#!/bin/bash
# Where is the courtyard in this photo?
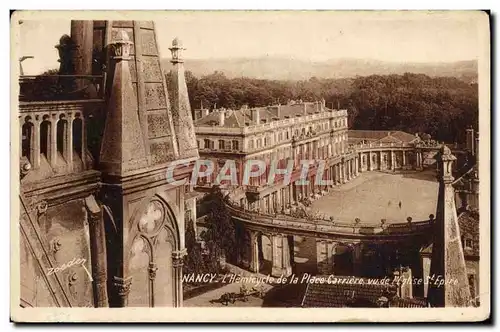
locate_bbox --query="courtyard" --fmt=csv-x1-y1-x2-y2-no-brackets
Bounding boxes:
311,170,439,224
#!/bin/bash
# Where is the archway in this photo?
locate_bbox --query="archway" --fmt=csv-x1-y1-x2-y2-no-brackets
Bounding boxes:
332,243,354,276
126,197,180,307
21,119,34,163
40,118,51,160
258,233,272,275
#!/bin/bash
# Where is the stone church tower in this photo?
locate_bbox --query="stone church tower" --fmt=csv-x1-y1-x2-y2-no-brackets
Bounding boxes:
19,20,198,308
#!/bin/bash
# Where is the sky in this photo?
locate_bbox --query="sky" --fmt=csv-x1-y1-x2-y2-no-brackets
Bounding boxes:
16,11,484,75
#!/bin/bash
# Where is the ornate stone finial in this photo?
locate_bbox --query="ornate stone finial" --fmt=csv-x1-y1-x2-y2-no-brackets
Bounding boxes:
111,30,133,61
169,37,185,64
441,145,453,157
437,144,456,182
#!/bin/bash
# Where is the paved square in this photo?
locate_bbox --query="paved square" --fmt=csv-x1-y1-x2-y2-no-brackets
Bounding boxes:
311,170,439,224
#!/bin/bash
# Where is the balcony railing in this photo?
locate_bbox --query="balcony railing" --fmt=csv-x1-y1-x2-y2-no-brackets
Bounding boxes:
19,75,106,102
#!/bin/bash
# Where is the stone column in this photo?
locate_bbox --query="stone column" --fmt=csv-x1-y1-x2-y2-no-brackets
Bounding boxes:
112,276,132,307
351,242,363,276
81,115,87,169
65,113,74,169
85,196,109,307
147,262,158,307
416,150,423,170
50,118,58,166
369,152,374,171
316,240,337,274
391,150,396,170
172,250,185,307
402,151,406,168
33,119,40,168
341,160,346,183
355,156,359,175
271,234,292,277
249,231,260,273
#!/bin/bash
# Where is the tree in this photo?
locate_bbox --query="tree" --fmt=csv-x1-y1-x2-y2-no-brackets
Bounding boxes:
201,187,237,270
184,218,205,275
186,71,478,144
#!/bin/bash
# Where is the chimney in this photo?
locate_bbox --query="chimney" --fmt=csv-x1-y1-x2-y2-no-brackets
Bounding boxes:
277,104,281,118
315,101,319,113
251,109,260,124
219,110,225,126
303,103,307,115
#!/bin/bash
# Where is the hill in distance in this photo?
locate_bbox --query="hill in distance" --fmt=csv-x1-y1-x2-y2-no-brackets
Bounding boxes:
162,57,477,82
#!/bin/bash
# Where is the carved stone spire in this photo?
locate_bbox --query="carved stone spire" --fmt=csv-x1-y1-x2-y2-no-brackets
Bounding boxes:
428,145,471,307
168,38,199,159
99,30,148,176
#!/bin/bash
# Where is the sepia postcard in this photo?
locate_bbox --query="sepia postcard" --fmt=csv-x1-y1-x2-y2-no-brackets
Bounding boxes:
10,10,490,323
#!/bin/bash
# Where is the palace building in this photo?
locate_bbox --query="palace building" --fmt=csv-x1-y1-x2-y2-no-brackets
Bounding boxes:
193,101,480,307
19,21,198,308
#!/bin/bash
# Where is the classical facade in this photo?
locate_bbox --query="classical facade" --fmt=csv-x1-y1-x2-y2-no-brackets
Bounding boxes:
19,21,198,307
194,101,352,208
195,102,479,306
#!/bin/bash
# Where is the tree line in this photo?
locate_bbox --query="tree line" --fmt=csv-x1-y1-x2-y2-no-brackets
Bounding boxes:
175,71,478,144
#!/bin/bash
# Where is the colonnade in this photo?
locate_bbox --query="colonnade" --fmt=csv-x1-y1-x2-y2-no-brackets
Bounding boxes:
358,149,423,172
20,110,87,172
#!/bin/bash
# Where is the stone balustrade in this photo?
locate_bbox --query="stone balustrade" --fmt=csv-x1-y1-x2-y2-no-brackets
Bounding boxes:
226,200,432,239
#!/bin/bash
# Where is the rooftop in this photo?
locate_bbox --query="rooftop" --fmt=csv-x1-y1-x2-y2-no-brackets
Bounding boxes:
300,276,427,308
194,101,345,129
348,130,419,145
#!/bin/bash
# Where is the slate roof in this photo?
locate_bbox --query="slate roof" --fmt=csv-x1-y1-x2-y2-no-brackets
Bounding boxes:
301,276,397,308
348,130,419,144
300,276,428,308
194,102,329,128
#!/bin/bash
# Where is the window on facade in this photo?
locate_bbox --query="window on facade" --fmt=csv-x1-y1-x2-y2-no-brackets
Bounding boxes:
462,236,473,250
232,140,239,151
286,131,289,139
204,139,211,149
278,132,283,141
219,140,225,150
265,137,270,146
248,140,254,149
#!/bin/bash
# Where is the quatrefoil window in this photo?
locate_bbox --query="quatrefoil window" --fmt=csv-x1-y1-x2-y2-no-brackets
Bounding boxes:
138,201,164,234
